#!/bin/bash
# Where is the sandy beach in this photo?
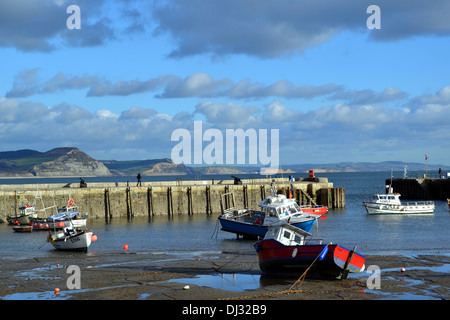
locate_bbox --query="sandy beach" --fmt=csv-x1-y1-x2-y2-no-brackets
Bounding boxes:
1,249,448,301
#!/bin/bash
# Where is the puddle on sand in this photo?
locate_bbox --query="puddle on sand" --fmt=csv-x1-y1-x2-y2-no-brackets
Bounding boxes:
168,273,261,292
0,284,138,300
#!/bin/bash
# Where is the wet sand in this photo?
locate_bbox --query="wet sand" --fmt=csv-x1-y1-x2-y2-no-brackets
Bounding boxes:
0,249,448,301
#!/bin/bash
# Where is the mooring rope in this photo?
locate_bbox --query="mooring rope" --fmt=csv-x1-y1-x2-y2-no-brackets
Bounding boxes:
220,243,330,300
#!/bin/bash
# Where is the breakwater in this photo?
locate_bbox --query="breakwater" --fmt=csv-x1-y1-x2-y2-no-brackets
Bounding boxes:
388,177,450,200
0,177,344,222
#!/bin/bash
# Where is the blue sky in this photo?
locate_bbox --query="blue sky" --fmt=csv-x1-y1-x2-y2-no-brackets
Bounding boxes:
1,0,450,167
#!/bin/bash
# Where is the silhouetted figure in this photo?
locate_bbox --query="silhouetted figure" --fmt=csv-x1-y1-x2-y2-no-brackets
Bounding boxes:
80,178,87,188
137,173,142,186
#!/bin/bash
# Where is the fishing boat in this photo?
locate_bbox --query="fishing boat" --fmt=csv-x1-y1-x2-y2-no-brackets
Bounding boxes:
47,215,94,251
363,192,435,215
46,200,88,230
47,226,94,252
31,219,50,231
12,224,33,233
7,205,37,225
218,193,318,239
254,224,366,279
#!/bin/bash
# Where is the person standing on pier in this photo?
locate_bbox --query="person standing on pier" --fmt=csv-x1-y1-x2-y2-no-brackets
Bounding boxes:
137,173,142,186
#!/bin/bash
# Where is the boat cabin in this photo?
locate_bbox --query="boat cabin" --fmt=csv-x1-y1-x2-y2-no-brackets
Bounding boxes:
19,205,35,215
371,193,401,205
259,195,304,219
264,224,312,246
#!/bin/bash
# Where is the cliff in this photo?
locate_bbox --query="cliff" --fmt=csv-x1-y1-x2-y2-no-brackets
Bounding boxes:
142,161,195,176
31,148,112,177
0,147,112,177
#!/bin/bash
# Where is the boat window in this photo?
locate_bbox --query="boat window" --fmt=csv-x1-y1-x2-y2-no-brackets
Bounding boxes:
283,230,291,239
388,196,395,200
265,228,277,239
294,235,303,244
278,207,288,217
288,205,297,213
267,208,277,217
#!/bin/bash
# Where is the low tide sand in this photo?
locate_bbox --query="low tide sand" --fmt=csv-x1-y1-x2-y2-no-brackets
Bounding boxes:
1,249,448,301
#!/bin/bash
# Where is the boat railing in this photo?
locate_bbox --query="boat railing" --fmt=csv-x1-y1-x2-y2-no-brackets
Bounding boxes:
305,238,324,245
403,201,435,206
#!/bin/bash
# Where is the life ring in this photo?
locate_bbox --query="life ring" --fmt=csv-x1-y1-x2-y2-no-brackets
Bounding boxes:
67,199,75,207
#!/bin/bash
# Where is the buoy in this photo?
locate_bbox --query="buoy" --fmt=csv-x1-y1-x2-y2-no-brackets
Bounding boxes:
183,285,190,290
123,244,128,250
197,258,200,261
91,235,97,242
58,222,65,228
401,267,406,272
56,264,60,268
54,288,60,294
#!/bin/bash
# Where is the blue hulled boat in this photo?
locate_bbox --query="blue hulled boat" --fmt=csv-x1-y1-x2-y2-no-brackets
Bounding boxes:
218,193,318,239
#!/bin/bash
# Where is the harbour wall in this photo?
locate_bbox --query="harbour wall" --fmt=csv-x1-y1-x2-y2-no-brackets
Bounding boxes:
0,177,345,222
388,178,450,200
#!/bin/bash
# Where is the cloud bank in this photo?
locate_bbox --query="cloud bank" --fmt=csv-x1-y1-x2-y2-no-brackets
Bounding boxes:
1,84,449,162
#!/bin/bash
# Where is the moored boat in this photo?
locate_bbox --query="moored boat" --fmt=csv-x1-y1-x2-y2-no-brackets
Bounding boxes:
218,193,318,239
48,227,94,252
254,224,366,279
31,219,50,231
363,192,434,215
299,205,328,216
7,205,37,225
12,224,34,233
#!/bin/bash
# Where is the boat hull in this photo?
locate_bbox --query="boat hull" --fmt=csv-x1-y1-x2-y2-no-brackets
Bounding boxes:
255,240,366,278
300,205,328,216
363,201,435,215
49,230,93,252
218,217,317,238
12,225,33,233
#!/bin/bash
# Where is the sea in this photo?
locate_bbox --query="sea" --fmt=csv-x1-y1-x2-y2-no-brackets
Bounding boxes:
1,171,449,260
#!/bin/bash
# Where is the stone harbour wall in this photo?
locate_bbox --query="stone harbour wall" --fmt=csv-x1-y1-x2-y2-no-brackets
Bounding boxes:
0,177,344,222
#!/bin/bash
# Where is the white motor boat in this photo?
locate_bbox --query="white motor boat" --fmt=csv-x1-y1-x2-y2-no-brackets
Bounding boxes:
363,192,434,215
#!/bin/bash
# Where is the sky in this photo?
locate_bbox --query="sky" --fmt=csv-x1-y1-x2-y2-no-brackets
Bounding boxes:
1,0,450,168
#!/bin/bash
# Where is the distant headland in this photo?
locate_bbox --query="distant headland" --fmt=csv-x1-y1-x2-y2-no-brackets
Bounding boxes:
0,147,447,177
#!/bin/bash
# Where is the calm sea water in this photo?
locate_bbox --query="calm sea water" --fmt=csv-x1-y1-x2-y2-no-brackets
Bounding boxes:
0,171,449,261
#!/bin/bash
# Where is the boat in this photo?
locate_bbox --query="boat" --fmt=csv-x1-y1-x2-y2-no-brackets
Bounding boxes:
299,205,328,216
12,224,34,233
47,216,94,251
447,198,450,210
7,205,37,225
31,219,50,231
363,192,435,215
218,193,318,239
46,199,88,229
47,227,94,252
46,211,88,229
254,224,366,279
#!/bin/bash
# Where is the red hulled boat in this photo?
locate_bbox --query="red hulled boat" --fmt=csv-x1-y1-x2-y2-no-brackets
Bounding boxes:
254,224,366,279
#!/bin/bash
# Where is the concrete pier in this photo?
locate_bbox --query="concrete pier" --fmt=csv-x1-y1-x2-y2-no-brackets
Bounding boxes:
388,177,450,200
0,177,344,222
